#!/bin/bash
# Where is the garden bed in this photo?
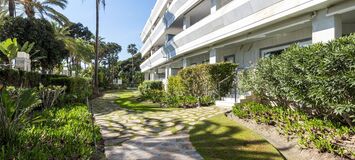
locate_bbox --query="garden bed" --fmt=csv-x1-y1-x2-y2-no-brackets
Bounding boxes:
1,104,103,159
227,112,342,160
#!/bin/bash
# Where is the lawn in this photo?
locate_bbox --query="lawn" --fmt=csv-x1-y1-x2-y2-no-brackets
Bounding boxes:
115,90,179,112
189,114,284,160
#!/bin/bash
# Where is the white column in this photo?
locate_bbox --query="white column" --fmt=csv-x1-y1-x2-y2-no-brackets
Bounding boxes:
209,48,217,64
210,0,221,14
182,58,188,68
183,15,191,30
164,65,171,89
312,9,342,43
165,65,171,79
144,72,150,80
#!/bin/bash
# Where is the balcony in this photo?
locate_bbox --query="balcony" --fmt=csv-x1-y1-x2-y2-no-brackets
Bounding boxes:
140,47,168,72
141,0,202,57
141,0,171,42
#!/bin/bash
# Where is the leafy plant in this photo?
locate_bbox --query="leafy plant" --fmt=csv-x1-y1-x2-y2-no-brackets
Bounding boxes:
238,34,355,126
0,87,41,145
0,38,19,62
233,102,355,158
138,80,164,102
1,104,101,159
37,84,66,108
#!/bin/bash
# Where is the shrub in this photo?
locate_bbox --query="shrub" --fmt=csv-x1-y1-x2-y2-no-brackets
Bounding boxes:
1,104,101,159
238,34,355,126
0,87,41,146
138,81,164,103
178,63,237,106
37,84,66,108
233,102,355,159
49,77,92,103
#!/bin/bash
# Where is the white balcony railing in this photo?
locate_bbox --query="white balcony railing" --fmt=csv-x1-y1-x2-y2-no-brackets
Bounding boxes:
141,0,202,56
140,47,168,72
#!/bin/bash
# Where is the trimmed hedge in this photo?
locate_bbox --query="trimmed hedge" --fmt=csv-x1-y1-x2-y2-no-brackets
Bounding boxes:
139,63,237,108
177,62,237,106
0,68,92,102
233,102,355,159
239,34,355,126
49,77,92,102
138,81,164,103
0,68,66,87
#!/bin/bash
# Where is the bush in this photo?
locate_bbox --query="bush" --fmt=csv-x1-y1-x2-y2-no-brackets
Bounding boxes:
1,104,101,159
49,77,92,103
178,62,237,106
138,81,164,103
238,34,355,126
233,102,355,159
0,87,41,146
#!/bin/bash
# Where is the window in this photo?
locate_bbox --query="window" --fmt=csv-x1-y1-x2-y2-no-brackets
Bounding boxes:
260,39,311,58
224,55,235,63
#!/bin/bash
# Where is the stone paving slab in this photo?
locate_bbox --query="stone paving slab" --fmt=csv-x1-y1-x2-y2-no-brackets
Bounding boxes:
91,92,222,160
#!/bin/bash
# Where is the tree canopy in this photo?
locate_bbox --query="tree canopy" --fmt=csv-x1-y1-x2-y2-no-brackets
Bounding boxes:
0,17,68,71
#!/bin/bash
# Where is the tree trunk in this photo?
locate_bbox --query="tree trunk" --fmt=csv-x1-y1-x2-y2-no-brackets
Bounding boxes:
131,55,134,87
8,0,15,17
94,0,100,95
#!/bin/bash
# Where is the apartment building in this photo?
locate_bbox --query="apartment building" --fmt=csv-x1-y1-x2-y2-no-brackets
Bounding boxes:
140,0,355,106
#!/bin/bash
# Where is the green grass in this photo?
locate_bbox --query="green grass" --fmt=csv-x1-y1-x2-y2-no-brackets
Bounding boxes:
189,114,284,160
115,90,179,112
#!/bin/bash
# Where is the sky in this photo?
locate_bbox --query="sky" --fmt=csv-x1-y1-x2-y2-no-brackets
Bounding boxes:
61,0,156,60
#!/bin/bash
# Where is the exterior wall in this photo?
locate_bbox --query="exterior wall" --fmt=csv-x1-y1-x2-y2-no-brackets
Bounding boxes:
142,0,355,81
217,27,311,68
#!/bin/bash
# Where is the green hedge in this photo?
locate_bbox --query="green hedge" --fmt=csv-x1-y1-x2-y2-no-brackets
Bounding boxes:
177,62,237,106
139,63,237,108
138,81,164,103
239,34,355,125
49,77,92,102
0,69,92,102
1,104,101,159
233,102,354,159
0,68,66,87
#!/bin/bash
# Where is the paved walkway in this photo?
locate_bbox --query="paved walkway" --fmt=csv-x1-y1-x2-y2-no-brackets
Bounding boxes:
91,91,222,160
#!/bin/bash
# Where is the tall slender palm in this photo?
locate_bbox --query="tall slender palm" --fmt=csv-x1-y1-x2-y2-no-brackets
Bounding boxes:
8,0,15,17
94,0,105,95
18,0,69,24
0,0,15,16
127,44,138,87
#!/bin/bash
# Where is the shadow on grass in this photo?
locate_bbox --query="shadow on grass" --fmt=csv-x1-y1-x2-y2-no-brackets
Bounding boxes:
114,90,178,113
189,114,285,160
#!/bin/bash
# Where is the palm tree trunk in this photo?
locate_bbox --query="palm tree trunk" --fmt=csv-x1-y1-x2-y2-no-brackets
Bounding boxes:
8,0,15,17
94,0,100,95
131,55,134,87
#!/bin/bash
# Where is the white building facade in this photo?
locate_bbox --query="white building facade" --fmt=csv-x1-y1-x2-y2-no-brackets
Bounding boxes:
140,0,355,105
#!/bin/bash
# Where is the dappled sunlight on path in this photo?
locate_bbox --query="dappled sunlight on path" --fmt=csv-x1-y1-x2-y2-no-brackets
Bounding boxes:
91,90,222,160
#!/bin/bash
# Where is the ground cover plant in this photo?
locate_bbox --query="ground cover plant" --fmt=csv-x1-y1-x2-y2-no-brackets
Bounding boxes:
0,82,101,159
189,114,284,160
1,104,101,159
233,102,355,159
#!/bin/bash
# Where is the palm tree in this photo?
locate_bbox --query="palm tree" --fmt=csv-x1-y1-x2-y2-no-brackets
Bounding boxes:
127,44,138,87
94,0,105,95
52,23,94,76
17,0,69,24
0,0,15,17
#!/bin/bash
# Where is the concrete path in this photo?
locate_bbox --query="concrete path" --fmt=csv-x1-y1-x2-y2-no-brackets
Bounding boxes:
91,91,222,160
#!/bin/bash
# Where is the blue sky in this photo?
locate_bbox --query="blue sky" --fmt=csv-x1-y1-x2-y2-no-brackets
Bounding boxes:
61,0,156,60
